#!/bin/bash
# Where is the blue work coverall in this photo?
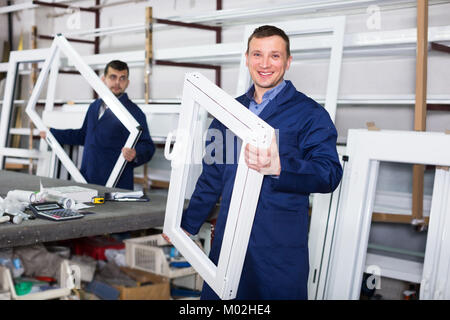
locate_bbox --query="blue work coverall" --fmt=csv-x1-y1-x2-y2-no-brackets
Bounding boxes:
51,93,155,190
181,81,342,299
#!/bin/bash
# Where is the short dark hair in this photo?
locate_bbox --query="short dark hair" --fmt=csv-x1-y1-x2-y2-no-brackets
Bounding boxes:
246,25,290,57
104,60,129,77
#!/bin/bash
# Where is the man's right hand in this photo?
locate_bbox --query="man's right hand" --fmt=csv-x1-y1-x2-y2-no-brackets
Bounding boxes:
39,131,47,139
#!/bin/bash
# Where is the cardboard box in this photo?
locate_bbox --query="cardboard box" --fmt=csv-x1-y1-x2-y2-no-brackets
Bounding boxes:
115,282,170,300
114,267,170,300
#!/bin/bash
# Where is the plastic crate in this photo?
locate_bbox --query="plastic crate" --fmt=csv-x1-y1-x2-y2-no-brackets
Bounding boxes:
124,234,197,279
0,260,75,300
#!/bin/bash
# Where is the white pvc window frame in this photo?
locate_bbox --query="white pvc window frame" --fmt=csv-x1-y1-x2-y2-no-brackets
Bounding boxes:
420,167,450,300
163,72,274,300
324,129,450,299
0,48,54,176
23,34,142,187
307,145,346,299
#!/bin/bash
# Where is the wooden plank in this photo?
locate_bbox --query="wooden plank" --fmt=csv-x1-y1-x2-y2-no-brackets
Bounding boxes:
150,179,170,189
4,163,29,170
412,0,428,223
372,212,429,225
141,7,153,192
414,0,428,131
144,6,152,104
28,25,38,175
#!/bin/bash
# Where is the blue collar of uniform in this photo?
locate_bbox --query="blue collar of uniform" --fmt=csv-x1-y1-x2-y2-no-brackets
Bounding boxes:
98,92,129,106
245,80,287,105
117,92,128,103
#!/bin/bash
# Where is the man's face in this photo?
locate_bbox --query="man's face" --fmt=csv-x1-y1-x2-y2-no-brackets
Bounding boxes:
245,35,292,93
102,67,129,96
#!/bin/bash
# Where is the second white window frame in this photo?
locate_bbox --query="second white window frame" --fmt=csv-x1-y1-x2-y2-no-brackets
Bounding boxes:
324,129,450,299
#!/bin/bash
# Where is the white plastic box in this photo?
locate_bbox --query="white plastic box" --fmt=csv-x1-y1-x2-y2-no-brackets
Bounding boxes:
124,234,197,279
0,260,75,300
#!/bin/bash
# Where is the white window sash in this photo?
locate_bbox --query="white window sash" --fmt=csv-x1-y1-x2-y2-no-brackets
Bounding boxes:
0,49,51,174
421,167,450,300
163,72,274,300
324,129,450,299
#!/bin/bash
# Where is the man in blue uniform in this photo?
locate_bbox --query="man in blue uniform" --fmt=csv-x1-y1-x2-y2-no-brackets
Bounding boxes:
174,26,342,299
40,60,155,190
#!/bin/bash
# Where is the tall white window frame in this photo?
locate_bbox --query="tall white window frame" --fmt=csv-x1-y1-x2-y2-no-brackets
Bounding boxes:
0,48,55,176
163,72,274,300
22,34,142,187
308,144,346,299
324,129,450,299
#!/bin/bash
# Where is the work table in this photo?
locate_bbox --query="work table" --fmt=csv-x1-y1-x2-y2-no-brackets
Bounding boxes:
0,170,168,249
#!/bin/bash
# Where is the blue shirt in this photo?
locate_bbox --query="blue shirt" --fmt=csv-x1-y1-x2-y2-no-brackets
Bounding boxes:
246,80,287,116
246,81,286,179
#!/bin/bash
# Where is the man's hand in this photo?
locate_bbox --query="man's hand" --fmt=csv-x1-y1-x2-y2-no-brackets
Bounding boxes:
244,134,281,176
39,131,46,139
122,147,136,162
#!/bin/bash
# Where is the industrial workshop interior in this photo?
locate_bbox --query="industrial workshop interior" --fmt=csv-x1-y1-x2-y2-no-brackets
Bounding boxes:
0,0,450,304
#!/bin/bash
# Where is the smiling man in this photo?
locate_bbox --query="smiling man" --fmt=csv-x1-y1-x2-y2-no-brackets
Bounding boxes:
245,29,292,104
40,60,155,190
180,25,343,300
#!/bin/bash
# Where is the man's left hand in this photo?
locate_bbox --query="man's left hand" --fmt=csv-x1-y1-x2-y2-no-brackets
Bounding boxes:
122,147,137,162
244,134,281,176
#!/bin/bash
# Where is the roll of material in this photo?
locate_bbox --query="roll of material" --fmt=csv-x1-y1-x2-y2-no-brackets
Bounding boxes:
6,190,37,203
44,193,74,209
0,216,10,224
10,214,23,224
0,214,22,224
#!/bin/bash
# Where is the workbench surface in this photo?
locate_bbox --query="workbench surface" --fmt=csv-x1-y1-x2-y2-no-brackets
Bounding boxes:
0,170,167,249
